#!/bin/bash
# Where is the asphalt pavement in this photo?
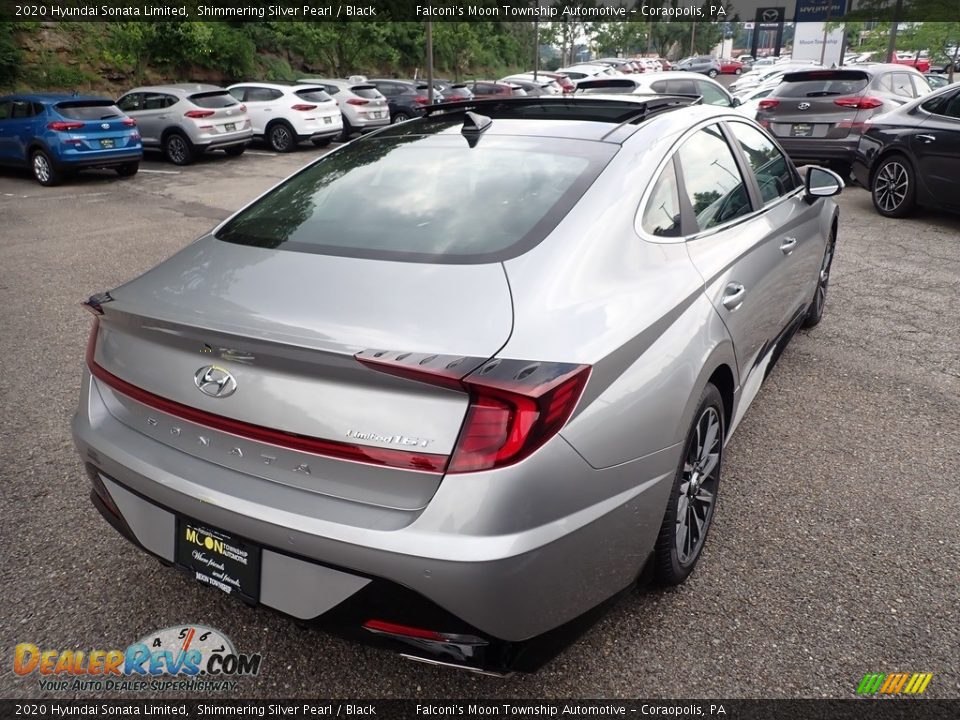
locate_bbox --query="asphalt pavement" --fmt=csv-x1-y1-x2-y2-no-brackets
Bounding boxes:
1,137,958,700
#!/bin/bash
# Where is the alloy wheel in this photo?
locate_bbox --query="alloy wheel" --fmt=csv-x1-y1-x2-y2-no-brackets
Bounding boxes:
270,125,293,152
32,153,51,184
875,161,908,213
813,235,835,318
167,136,188,164
676,407,721,565
392,113,409,124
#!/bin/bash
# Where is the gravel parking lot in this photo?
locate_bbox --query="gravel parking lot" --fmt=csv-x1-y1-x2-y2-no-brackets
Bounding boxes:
1,139,958,700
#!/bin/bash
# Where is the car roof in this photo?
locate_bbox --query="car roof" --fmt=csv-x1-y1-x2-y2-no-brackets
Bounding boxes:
390,95,729,145
0,93,111,104
229,82,325,92
124,84,227,95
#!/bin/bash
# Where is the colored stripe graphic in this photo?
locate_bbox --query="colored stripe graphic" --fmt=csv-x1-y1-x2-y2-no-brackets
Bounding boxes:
858,672,932,695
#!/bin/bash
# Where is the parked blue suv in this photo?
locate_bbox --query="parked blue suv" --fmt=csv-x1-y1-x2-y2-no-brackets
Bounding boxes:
0,94,143,185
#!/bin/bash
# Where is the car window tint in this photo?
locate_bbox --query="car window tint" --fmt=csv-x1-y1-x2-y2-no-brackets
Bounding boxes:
11,100,39,119
351,86,381,99
891,73,916,97
910,74,931,95
697,82,731,106
640,160,682,237
56,102,123,120
229,87,248,102
875,74,894,92
245,87,279,102
143,93,172,110
216,135,614,263
728,122,799,204
779,77,869,97
189,91,239,109
677,125,752,232
295,89,333,103
117,93,143,112
668,79,698,95
936,91,960,119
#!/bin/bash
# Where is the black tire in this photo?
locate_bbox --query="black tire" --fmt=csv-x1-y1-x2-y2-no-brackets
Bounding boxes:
391,111,411,124
803,227,837,329
734,68,742,75
312,137,332,147
267,122,296,152
116,162,139,177
708,69,719,78
339,118,353,142
224,144,246,157
163,132,194,166
31,149,62,186
871,154,916,218
653,383,724,586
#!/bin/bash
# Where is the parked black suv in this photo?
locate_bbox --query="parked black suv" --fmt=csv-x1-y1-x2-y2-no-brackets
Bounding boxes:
367,80,433,123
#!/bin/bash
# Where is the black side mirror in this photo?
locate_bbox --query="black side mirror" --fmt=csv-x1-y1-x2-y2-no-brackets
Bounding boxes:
731,96,742,107
804,166,844,201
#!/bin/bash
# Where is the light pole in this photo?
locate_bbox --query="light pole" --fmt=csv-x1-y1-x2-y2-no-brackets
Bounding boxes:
426,21,434,104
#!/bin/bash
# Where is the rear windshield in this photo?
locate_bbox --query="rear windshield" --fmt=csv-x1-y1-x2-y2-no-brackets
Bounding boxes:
778,71,869,97
295,88,333,103
351,85,381,99
55,101,123,120
216,132,614,263
189,91,239,109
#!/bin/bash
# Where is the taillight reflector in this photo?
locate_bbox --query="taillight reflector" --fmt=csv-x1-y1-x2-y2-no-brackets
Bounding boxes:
48,121,84,131
184,110,215,119
413,95,430,105
758,99,780,110
346,98,369,106
122,118,136,127
834,96,883,110
291,104,317,111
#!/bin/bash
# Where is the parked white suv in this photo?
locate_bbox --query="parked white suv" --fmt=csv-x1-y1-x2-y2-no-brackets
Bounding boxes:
298,77,390,141
227,82,342,152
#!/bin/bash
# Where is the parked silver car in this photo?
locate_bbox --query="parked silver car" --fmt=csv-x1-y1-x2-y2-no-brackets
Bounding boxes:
117,84,253,165
73,96,842,674
298,77,390,141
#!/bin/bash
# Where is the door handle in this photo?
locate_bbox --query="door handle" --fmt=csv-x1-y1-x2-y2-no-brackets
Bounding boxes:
721,283,746,311
779,237,798,254
916,134,936,143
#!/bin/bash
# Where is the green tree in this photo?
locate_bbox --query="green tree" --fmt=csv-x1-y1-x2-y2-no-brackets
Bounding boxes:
0,22,21,88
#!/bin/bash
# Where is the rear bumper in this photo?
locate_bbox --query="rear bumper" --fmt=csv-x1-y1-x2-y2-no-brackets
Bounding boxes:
57,149,143,169
774,136,859,165
194,129,254,151
71,369,675,669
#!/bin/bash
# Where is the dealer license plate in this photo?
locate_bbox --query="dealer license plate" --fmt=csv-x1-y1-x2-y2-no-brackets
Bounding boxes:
791,123,813,137
224,123,236,132
100,139,115,149
175,518,261,603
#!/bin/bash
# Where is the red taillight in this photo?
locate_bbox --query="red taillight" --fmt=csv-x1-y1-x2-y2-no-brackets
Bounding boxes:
346,98,369,106
47,121,84,131
758,99,780,110
184,110,215,119
413,95,430,105
356,351,591,474
362,621,447,642
122,118,136,127
291,104,317,111
834,96,883,110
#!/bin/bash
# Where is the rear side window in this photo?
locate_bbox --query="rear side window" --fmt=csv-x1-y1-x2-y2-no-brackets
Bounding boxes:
891,73,916,98
727,122,800,204
295,89,333,103
923,90,960,118
10,100,41,119
216,134,615,263
117,94,142,112
677,125,752,232
189,91,238,109
244,87,282,102
696,82,731,106
56,101,122,120
640,160,682,237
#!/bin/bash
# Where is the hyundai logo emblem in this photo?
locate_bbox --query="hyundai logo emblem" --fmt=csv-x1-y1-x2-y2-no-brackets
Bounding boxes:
798,102,811,110
101,123,110,130
194,365,237,398
761,8,780,22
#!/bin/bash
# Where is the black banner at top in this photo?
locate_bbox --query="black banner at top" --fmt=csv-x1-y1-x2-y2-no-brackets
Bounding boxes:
2,0,959,23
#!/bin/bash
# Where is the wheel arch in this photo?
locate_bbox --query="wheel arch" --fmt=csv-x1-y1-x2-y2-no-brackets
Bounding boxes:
706,363,735,439
868,146,914,188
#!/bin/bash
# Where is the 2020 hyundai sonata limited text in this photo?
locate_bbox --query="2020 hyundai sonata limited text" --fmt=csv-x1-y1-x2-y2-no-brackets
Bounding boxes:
73,96,842,674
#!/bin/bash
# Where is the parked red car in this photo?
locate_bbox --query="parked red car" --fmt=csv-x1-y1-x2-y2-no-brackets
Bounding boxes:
894,53,931,73
719,58,745,75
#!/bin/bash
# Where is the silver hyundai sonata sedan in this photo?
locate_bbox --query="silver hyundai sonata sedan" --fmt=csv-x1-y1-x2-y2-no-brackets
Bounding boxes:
73,96,842,674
